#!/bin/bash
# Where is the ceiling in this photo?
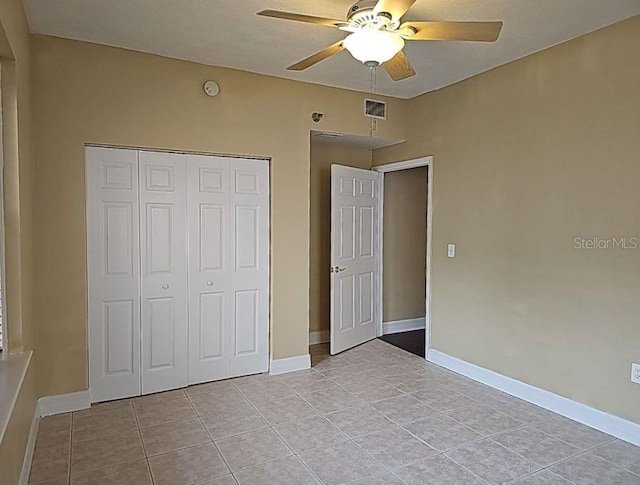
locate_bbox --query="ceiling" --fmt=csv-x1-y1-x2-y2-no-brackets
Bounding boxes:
23,0,640,99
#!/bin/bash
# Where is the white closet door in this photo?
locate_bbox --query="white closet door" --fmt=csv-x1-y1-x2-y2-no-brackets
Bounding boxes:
86,146,141,402
139,151,189,394
229,159,270,377
87,148,269,399
187,155,231,384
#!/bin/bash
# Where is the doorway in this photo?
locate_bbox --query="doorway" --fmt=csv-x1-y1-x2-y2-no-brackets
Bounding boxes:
375,157,433,358
326,155,433,358
308,130,404,354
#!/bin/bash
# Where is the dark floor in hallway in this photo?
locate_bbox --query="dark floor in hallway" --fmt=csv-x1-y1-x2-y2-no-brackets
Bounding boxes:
379,329,426,358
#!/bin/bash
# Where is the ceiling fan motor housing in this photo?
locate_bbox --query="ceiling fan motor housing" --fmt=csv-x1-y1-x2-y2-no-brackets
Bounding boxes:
348,0,398,30
347,0,378,18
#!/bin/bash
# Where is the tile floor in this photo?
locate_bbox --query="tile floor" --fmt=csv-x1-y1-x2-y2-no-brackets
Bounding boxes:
29,339,640,485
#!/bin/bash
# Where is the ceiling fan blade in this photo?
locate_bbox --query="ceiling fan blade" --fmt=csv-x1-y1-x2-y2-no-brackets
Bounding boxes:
373,0,418,20
287,41,345,71
383,50,416,81
401,21,503,42
257,10,345,28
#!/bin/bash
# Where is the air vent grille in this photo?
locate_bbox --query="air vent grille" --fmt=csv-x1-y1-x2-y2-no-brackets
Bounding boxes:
364,98,387,120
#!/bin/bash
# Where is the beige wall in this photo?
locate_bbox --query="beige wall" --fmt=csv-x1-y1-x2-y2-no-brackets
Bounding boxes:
383,167,427,322
309,142,372,334
31,35,406,397
374,16,640,423
0,0,38,481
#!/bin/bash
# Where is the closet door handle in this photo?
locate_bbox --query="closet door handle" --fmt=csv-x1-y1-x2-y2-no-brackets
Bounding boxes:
206,281,213,286
162,284,169,290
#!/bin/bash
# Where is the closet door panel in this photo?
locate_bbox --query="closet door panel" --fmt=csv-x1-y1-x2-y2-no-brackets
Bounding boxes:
229,159,270,377
234,289,258,355
139,151,189,394
198,292,224,359
147,296,176,368
187,155,231,384
86,146,141,402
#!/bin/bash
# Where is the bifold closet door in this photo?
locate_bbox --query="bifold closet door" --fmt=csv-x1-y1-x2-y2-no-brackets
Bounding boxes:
228,158,270,377
86,147,141,402
187,155,231,384
187,155,270,383
88,147,269,401
139,151,189,394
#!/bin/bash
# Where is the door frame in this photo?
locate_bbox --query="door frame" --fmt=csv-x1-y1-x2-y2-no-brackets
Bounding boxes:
373,156,434,358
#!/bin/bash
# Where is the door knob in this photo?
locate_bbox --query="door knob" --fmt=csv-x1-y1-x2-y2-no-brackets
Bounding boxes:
162,284,169,289
206,281,213,286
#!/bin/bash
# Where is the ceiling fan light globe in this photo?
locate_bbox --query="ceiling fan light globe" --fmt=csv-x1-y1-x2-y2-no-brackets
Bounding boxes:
343,30,405,66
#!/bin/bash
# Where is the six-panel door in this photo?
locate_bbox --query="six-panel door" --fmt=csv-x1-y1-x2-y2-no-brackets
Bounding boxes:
86,147,142,401
330,165,380,355
187,155,231,384
228,158,270,377
139,151,189,394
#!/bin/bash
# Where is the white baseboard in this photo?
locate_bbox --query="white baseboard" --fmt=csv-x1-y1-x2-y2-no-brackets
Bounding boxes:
270,354,311,376
39,391,91,417
18,404,40,485
383,317,426,335
427,349,640,447
309,331,330,345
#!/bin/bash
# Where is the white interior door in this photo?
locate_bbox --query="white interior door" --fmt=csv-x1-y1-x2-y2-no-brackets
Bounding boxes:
187,154,231,384
330,165,380,355
229,159,270,377
86,146,141,401
139,151,189,394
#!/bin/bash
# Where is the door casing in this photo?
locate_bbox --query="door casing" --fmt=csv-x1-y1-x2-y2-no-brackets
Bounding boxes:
374,156,434,358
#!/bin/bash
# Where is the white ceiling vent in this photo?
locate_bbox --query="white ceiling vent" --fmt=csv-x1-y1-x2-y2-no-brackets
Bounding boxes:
364,98,387,120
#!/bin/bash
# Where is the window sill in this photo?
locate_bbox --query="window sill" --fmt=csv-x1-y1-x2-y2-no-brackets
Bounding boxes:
0,350,32,443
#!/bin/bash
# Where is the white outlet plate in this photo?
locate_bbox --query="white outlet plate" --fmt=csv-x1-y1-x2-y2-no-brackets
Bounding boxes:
632,363,640,384
448,244,456,258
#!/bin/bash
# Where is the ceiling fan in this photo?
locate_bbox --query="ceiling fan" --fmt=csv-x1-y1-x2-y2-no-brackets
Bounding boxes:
258,0,503,81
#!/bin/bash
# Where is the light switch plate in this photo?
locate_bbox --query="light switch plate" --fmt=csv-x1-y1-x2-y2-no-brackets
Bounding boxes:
447,244,456,258
632,363,640,384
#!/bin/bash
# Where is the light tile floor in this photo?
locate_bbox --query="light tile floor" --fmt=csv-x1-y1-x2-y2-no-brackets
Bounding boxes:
29,340,640,485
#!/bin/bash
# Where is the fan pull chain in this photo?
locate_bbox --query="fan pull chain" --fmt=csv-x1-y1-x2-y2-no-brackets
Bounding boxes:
369,66,378,137
374,66,378,94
